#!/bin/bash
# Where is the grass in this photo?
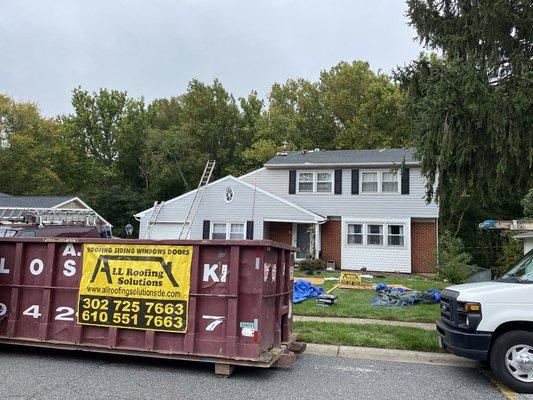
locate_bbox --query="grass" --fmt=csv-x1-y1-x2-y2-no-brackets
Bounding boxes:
294,321,442,353
293,272,447,323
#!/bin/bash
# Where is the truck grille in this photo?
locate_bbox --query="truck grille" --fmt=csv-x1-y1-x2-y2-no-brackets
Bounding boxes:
440,289,460,326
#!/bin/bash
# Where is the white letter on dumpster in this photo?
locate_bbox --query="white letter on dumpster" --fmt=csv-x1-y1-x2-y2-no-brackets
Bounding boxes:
203,264,219,282
0,258,9,274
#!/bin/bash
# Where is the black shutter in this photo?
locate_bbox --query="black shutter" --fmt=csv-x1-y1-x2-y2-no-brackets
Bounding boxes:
202,220,210,239
334,169,342,194
351,169,359,194
289,170,296,194
246,221,254,240
401,167,410,195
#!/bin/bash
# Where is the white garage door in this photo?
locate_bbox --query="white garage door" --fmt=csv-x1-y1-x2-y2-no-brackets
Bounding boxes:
150,223,186,239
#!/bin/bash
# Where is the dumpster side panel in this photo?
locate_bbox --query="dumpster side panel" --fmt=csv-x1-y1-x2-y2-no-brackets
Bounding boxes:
0,239,296,365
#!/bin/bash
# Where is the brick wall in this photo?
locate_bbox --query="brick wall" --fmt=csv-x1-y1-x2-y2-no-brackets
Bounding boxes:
265,222,293,246
411,220,438,273
321,220,341,268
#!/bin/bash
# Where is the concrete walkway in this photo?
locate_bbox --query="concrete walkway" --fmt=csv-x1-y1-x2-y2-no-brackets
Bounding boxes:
294,315,435,330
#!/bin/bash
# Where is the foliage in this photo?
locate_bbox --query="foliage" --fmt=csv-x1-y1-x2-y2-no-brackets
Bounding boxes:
437,231,476,284
0,95,74,195
298,258,326,274
258,61,411,153
522,188,533,218
397,0,533,237
495,232,525,277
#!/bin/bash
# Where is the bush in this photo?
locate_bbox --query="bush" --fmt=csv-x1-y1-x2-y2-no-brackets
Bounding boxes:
494,233,523,277
298,258,326,275
437,231,476,284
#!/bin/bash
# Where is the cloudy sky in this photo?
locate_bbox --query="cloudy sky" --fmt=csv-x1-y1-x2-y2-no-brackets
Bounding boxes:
0,0,423,117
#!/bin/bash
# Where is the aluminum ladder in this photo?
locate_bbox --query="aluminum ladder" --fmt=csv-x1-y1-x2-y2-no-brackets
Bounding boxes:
143,201,165,239
179,160,216,239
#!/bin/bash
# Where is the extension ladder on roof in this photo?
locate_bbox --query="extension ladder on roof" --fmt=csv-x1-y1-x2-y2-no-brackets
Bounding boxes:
179,160,216,239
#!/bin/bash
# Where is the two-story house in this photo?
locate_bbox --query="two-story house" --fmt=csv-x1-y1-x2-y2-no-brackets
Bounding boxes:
135,148,439,274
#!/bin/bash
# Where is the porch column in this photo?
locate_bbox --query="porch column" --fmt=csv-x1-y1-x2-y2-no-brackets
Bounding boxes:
314,223,321,259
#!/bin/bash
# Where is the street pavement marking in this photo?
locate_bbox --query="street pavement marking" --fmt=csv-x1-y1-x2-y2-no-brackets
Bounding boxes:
480,369,518,400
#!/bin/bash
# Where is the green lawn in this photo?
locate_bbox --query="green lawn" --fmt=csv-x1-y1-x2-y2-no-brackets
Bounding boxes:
294,321,442,352
293,273,446,323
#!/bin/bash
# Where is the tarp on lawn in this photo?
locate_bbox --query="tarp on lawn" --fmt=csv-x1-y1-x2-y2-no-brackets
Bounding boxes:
293,280,324,304
372,283,441,307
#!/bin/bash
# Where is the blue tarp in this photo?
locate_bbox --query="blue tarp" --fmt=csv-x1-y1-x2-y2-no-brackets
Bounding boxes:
293,280,324,304
372,283,441,307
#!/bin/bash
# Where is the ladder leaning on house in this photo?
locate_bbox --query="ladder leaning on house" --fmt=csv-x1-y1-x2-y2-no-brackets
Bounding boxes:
143,201,165,239
179,160,216,239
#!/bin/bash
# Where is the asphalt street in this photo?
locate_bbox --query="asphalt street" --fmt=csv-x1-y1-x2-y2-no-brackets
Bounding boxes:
0,345,506,400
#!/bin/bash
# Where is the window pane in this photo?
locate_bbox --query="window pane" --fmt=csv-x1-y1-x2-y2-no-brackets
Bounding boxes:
317,172,332,182
368,234,383,245
348,224,362,234
382,182,398,192
388,235,404,246
382,171,397,182
298,182,313,192
368,225,382,234
229,223,245,240
388,225,403,235
347,234,362,244
212,223,227,240
362,182,378,193
298,173,313,182
362,172,378,182
316,182,332,192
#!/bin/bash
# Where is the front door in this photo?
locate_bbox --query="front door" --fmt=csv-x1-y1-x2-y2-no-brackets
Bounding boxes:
296,224,311,259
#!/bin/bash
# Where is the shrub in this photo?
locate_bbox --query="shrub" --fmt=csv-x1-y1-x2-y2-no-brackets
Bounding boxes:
521,188,533,218
494,233,524,277
298,258,326,275
437,231,475,284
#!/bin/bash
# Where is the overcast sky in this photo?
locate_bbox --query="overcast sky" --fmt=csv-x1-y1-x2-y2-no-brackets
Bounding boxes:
0,0,422,117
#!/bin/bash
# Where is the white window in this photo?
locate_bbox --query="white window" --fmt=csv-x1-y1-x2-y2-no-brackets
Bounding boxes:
211,222,246,240
367,224,383,245
297,172,314,193
229,223,245,240
347,224,363,245
382,171,399,193
361,172,378,193
316,172,333,193
387,225,404,246
211,223,227,240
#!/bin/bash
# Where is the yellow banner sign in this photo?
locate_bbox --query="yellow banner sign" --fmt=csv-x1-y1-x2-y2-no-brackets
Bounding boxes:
78,243,193,333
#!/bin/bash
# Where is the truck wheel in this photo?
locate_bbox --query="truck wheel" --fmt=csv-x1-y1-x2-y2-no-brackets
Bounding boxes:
490,330,533,394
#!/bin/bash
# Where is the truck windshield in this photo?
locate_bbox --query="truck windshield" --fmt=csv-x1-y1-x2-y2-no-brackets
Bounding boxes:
500,251,533,283
0,229,17,237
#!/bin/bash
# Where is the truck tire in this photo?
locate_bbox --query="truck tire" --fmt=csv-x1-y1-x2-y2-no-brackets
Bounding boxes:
490,330,533,394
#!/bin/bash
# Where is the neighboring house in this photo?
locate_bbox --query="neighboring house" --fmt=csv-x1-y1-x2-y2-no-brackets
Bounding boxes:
0,194,111,228
515,233,533,254
136,148,439,274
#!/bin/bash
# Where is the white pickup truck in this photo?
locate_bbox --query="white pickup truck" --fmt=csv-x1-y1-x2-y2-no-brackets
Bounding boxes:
437,250,533,393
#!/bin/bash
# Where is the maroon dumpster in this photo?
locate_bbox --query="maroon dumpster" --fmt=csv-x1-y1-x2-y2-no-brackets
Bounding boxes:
0,238,305,376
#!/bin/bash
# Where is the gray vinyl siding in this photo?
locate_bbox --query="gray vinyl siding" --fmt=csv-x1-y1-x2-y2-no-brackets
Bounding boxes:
241,167,438,218
138,177,319,239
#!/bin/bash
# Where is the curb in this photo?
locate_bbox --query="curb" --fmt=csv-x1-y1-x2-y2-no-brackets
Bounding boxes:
304,343,481,368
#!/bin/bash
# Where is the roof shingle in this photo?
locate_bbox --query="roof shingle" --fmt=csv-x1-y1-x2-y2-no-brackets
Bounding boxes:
265,148,418,167
0,196,75,208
